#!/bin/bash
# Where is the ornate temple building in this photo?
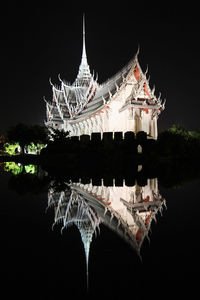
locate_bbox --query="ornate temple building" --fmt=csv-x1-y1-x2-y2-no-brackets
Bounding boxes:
47,177,166,276
45,17,165,139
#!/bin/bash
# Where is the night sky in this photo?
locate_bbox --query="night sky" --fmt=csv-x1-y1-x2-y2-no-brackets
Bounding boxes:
1,1,200,133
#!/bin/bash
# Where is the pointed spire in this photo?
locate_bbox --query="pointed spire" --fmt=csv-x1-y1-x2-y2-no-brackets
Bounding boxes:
75,14,92,86
81,13,87,66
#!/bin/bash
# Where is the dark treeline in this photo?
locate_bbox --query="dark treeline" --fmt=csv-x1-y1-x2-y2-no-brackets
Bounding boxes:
35,125,200,188
1,124,200,175
1,123,200,195
41,125,200,161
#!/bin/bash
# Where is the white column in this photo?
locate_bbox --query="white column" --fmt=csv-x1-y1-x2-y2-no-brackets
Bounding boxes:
94,117,97,133
139,117,142,132
153,116,158,139
83,120,87,135
150,118,154,137
134,116,138,134
88,118,92,136
91,118,95,134
70,124,74,136
86,119,89,135
73,123,76,136
78,123,81,136
99,114,104,133
97,115,102,133
136,115,142,132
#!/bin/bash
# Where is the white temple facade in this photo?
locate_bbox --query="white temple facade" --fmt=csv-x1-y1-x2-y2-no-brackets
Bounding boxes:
45,17,165,139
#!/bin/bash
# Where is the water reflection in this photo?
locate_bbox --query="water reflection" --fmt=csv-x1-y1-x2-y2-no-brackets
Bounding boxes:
47,177,166,281
0,162,167,289
1,161,38,175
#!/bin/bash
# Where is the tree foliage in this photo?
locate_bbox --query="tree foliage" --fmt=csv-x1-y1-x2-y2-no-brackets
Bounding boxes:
4,143,20,155
157,125,200,158
6,123,48,154
48,128,69,143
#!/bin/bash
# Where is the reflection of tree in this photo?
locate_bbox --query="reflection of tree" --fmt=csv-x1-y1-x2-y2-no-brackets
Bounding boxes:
8,171,49,195
3,162,37,175
4,162,22,175
49,179,69,193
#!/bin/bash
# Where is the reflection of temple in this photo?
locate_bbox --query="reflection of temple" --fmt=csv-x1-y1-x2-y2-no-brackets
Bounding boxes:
47,178,166,272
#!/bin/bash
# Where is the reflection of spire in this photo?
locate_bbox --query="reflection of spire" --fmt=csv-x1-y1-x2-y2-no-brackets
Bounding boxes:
76,220,94,289
48,186,100,288
75,14,92,86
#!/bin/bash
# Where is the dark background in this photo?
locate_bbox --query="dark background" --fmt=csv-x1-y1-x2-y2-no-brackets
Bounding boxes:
1,1,200,133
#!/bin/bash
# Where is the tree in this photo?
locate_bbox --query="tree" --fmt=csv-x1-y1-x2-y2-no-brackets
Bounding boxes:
31,125,49,145
6,123,49,155
7,123,32,154
4,143,20,155
48,128,69,143
157,130,187,156
168,124,188,138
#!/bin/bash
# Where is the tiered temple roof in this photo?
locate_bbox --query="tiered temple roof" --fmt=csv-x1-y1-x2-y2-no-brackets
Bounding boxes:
45,17,165,133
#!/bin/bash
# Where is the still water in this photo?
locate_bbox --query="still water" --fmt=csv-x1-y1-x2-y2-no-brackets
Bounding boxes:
0,165,200,298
